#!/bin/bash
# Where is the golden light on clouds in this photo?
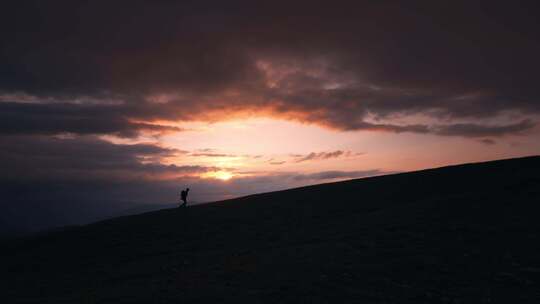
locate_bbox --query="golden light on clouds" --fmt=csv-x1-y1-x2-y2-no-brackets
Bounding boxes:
202,170,234,181
96,115,540,186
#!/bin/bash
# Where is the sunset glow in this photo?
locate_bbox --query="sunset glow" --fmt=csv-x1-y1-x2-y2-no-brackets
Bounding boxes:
203,171,234,181
3,3,540,301
1,1,539,230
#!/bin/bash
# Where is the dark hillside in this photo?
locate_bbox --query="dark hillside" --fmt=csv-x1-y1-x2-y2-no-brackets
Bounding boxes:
2,156,540,303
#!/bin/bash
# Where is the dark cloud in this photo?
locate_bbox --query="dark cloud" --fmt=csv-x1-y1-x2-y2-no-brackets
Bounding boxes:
294,150,352,163
0,1,539,137
266,150,360,164
0,136,218,181
433,120,535,138
0,135,226,235
0,102,182,137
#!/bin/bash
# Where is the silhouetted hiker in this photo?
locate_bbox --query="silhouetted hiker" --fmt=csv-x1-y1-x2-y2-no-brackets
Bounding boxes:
180,188,190,207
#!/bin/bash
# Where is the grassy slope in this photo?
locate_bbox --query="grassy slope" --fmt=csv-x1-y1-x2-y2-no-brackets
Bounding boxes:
2,156,540,303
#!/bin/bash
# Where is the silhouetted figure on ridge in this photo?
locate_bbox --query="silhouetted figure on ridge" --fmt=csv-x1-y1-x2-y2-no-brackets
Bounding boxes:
180,188,190,207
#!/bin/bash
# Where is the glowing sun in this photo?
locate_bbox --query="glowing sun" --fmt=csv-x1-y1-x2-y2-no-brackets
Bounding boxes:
203,171,234,181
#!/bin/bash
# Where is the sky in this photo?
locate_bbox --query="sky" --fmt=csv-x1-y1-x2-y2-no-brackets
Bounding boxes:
1,1,539,233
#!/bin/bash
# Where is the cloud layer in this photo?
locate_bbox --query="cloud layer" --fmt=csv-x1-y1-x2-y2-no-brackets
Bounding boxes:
1,1,539,137
2,1,539,235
